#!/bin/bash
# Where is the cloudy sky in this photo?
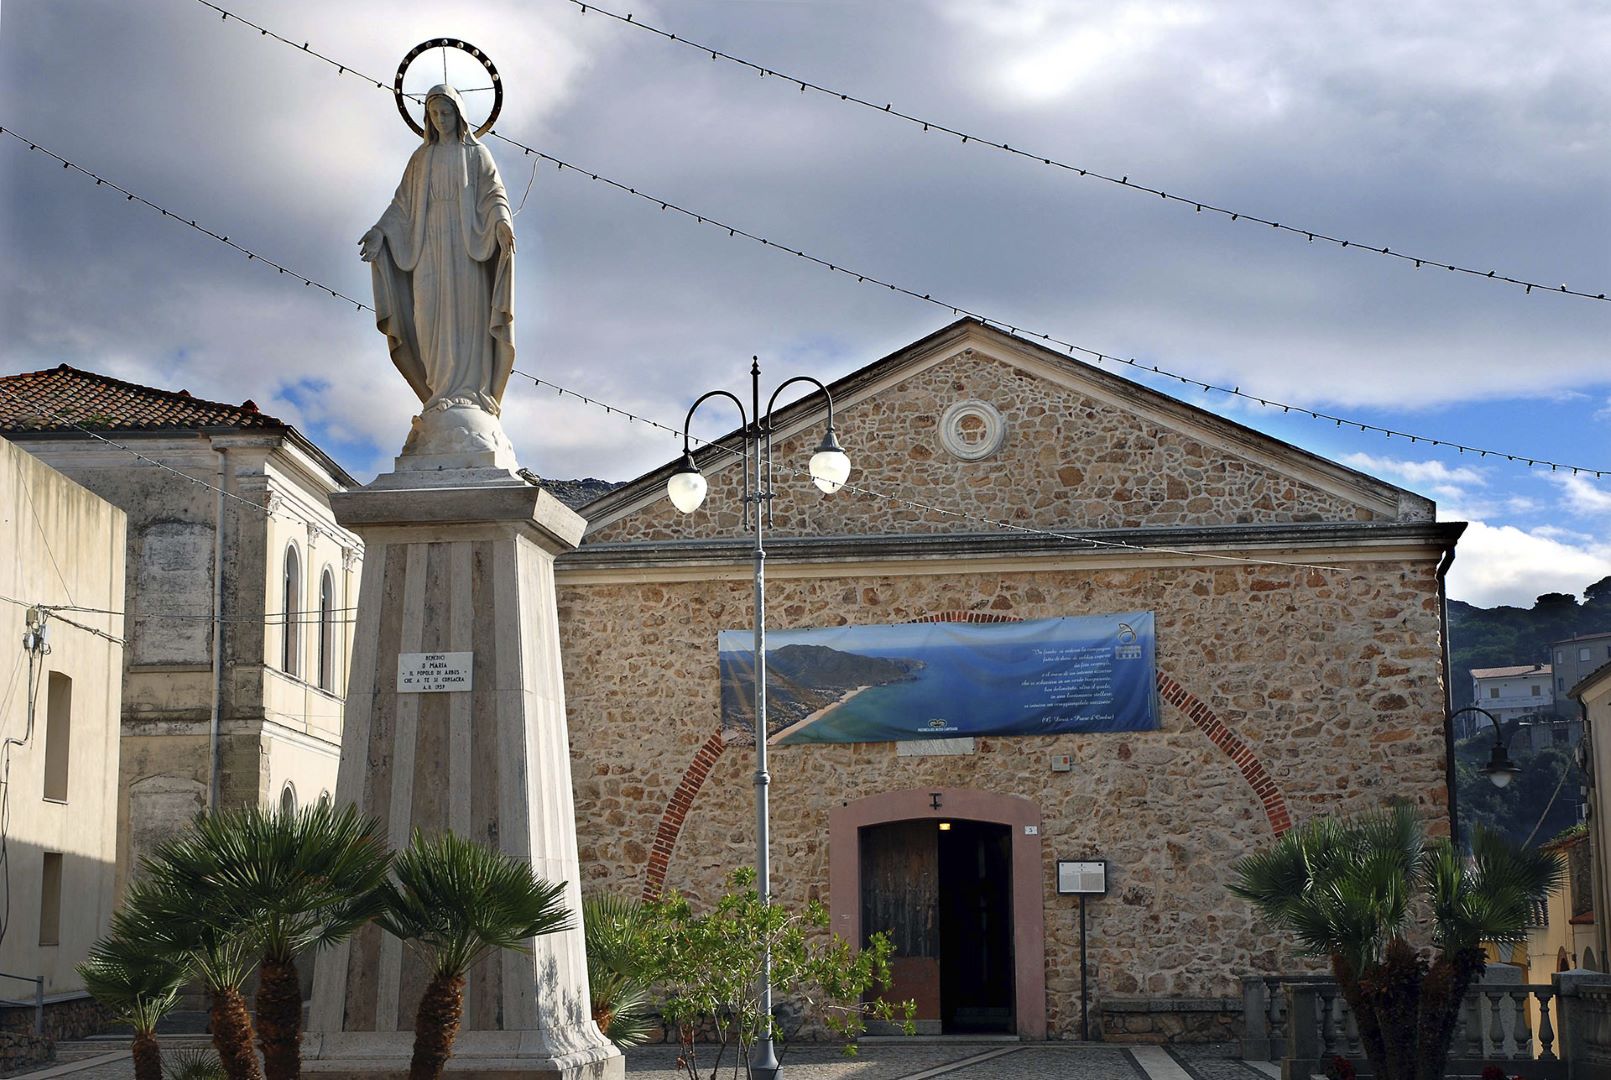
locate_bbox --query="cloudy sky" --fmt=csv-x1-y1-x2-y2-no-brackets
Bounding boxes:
2,0,1608,608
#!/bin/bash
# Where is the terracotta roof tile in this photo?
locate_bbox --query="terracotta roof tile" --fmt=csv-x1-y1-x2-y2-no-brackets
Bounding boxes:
0,364,284,433
1471,664,1552,679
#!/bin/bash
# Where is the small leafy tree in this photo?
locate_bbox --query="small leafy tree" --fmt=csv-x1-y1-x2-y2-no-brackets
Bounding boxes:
375,830,573,1080
583,893,658,1048
648,868,913,1080
1230,805,1563,1080
77,936,187,1080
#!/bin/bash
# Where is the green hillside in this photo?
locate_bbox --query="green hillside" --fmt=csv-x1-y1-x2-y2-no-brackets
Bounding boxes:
1447,575,1610,846
1447,575,1611,712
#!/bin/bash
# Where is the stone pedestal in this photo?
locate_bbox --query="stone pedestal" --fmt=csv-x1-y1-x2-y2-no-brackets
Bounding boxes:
305,471,622,1079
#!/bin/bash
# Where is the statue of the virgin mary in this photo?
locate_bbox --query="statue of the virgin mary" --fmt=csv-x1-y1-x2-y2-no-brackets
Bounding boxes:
360,84,517,467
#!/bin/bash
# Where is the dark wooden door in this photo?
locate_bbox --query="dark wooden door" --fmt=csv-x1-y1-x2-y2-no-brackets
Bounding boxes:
859,820,941,1029
939,820,1015,1032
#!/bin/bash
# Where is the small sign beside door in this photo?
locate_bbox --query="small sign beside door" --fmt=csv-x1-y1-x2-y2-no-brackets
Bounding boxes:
397,651,473,693
1056,859,1108,896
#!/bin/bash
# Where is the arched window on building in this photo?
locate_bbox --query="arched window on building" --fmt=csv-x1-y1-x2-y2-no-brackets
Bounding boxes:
318,567,336,692
279,781,297,817
1584,947,1598,972
282,544,301,676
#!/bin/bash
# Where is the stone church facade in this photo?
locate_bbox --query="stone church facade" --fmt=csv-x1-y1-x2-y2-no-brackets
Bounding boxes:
553,319,1462,1041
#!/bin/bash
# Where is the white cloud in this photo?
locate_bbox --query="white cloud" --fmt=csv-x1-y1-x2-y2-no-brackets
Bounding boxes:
1339,452,1487,501
1340,452,1486,488
1553,472,1611,516
1445,519,1611,607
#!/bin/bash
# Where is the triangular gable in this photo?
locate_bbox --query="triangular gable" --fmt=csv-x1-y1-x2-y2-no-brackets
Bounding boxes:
582,319,1432,543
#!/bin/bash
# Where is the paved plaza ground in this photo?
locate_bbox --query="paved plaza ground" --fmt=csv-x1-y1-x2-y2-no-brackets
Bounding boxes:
20,1038,1278,1080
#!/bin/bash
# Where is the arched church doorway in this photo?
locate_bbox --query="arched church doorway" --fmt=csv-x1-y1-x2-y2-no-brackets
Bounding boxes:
860,818,1015,1033
829,788,1047,1039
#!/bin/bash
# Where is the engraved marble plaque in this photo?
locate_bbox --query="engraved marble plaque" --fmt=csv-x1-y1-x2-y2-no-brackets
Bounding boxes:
397,651,474,693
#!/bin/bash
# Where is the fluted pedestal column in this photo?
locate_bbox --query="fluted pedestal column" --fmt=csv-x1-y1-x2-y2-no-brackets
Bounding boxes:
305,475,621,1079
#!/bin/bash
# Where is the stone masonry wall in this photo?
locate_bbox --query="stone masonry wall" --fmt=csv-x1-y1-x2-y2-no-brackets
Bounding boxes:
588,350,1401,545
557,554,1448,1041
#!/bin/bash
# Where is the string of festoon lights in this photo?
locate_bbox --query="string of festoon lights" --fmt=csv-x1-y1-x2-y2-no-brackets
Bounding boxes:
0,131,1346,579
5,120,1607,485
180,3,1611,475
503,371,1352,574
561,0,1609,307
188,0,1609,307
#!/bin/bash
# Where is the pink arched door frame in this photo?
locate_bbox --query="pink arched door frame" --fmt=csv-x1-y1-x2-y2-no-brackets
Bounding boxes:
828,787,1047,1039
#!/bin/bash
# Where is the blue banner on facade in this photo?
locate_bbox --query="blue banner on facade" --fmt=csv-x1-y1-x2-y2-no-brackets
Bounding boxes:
718,612,1158,745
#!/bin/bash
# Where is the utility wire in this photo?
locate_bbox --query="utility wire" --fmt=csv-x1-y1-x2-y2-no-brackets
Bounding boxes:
508,370,1350,574
0,126,371,312
492,142,1608,479
183,1,1610,475
0,380,354,546
566,0,1609,306
0,595,361,627
0,598,123,644
193,0,395,93
0,123,1596,567
9,119,1601,481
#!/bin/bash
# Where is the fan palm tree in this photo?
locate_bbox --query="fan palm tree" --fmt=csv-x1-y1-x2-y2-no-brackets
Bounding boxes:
117,865,259,1080
165,801,390,1080
376,830,573,1080
161,1048,229,1080
1229,804,1563,1080
582,893,658,1048
76,935,187,1080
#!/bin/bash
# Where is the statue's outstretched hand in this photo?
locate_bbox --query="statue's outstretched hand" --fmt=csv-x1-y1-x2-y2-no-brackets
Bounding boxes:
358,227,384,263
496,220,516,256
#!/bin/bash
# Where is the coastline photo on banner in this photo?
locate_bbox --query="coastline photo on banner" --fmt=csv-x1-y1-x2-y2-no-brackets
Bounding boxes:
717,612,1159,745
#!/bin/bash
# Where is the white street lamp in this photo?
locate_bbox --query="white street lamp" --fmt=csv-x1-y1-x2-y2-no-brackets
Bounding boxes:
1457,705,1521,789
666,358,850,1080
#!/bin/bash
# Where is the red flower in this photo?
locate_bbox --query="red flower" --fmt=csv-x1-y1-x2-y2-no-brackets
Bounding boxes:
1324,1056,1356,1080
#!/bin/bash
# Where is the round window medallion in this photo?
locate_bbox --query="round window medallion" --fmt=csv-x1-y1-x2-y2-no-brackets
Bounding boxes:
938,400,1006,461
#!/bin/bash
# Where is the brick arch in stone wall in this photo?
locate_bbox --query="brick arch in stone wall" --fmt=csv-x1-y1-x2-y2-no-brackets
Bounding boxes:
640,609,1290,899
912,611,1292,835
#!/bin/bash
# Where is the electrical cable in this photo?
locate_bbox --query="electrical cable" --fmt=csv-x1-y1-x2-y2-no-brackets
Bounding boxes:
0,378,355,546
176,5,1611,474
1522,749,1577,848
7,124,1600,480
190,0,1611,305
507,370,1352,573
0,596,357,631
0,612,50,948
563,0,1608,306
489,139,1609,479
0,128,369,312
0,648,27,949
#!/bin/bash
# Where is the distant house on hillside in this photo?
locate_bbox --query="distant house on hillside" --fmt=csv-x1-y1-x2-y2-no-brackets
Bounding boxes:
1470,663,1555,730
1553,631,1611,717
0,364,363,897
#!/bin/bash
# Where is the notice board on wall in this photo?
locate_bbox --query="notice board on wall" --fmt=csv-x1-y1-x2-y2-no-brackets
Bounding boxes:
718,612,1158,745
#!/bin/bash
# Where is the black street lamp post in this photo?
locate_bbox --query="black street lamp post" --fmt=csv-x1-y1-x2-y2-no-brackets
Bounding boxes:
666,358,850,1080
